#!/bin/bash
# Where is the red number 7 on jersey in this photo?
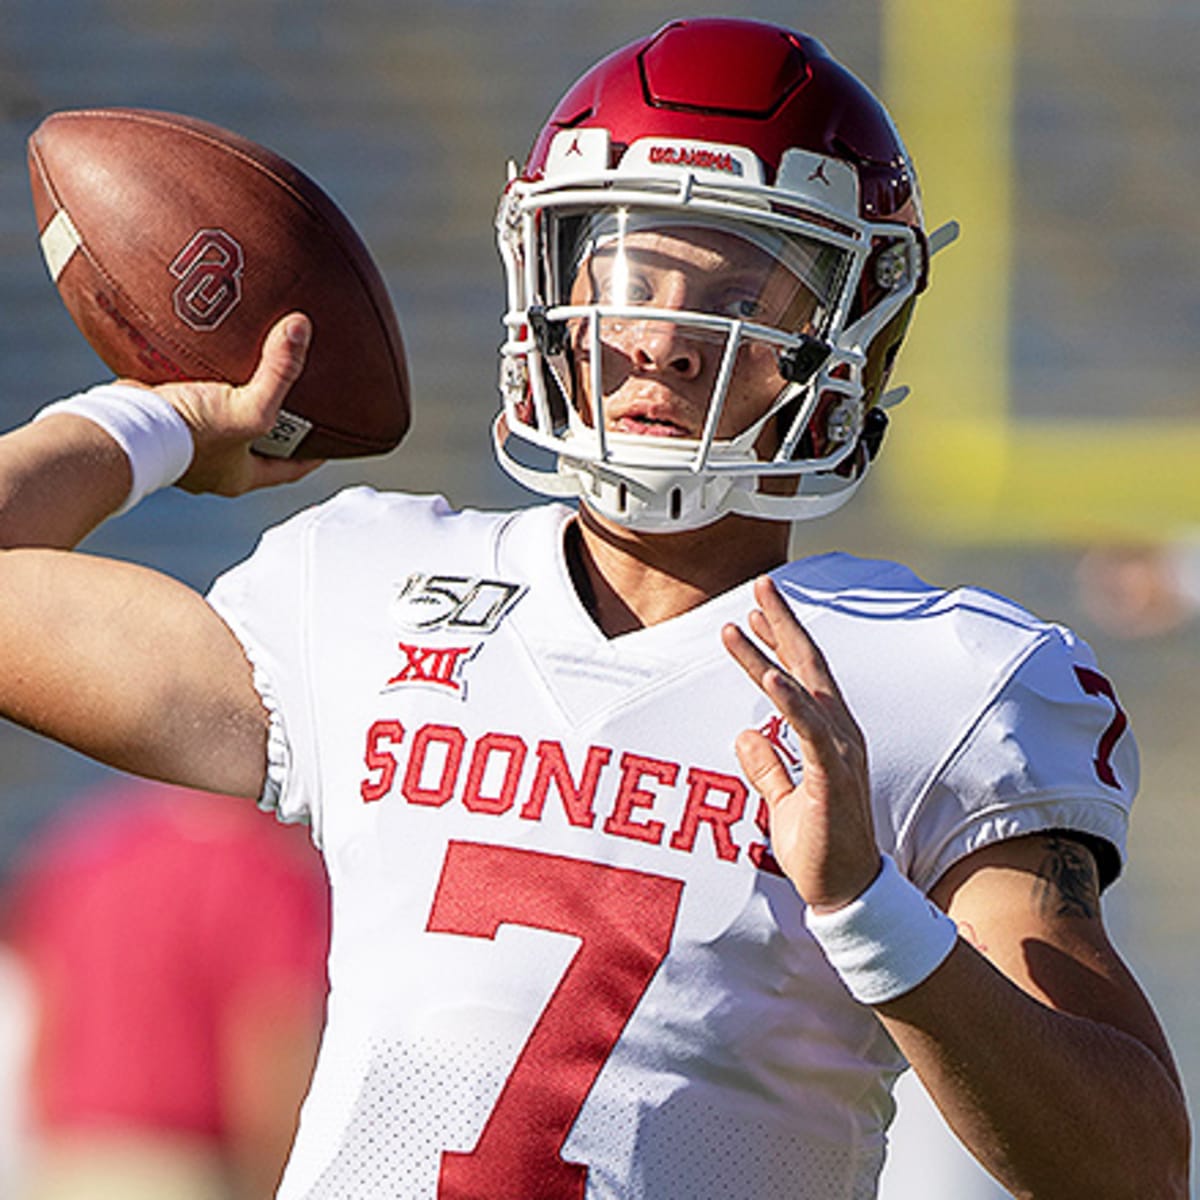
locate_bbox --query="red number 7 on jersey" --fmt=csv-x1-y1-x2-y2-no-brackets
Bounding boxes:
426,841,684,1199
1073,665,1128,789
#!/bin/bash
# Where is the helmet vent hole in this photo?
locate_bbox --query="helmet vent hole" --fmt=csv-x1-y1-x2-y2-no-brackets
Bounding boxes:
617,483,628,513
670,488,682,520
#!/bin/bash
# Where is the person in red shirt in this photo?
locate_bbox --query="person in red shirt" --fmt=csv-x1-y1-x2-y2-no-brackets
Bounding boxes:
4,780,330,1200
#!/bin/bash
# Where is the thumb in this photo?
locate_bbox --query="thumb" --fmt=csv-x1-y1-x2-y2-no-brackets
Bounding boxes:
734,728,796,808
240,313,311,420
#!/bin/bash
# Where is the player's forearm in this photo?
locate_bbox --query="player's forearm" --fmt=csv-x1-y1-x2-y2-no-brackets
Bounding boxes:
0,413,131,548
877,940,1191,1199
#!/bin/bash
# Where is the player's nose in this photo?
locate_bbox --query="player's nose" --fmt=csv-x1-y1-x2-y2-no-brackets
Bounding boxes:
627,317,705,381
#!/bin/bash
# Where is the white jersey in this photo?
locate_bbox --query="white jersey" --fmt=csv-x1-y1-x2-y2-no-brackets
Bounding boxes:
206,489,1136,1200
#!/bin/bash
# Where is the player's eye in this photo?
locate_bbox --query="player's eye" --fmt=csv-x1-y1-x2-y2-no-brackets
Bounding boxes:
585,258,655,307
622,274,655,305
716,292,767,321
594,270,654,306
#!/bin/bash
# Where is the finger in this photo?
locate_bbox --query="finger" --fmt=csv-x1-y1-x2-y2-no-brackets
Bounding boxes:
752,576,846,702
240,313,312,419
752,577,817,668
724,619,861,783
734,729,797,806
720,620,779,691
241,455,326,492
745,606,780,654
180,452,326,497
722,622,828,731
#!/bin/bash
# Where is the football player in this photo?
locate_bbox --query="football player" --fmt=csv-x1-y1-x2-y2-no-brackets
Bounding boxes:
0,18,1189,1199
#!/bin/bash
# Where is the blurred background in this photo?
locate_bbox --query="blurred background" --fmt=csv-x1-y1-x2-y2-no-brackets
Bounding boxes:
0,0,1196,1195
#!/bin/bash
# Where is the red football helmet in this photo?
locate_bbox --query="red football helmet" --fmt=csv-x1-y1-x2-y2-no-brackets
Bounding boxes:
495,18,954,530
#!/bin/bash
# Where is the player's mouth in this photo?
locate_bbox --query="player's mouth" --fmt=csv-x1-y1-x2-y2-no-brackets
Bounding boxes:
610,413,692,438
606,401,697,439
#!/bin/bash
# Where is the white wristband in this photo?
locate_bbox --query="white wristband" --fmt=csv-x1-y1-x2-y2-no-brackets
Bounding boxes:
805,854,958,1005
34,383,195,515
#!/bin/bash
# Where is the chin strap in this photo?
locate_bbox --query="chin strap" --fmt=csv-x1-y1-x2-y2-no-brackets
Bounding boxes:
492,414,580,499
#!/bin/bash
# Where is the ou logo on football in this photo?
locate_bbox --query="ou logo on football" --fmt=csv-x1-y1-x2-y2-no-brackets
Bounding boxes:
169,228,244,330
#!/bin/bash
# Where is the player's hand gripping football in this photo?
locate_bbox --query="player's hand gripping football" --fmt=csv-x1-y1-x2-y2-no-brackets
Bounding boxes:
722,576,881,913
134,312,324,497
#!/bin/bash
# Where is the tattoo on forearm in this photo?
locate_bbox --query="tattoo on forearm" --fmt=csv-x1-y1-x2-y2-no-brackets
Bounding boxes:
1034,836,1099,919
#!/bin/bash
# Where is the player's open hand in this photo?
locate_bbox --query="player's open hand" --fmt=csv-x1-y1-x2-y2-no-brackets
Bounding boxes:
722,576,881,912
128,313,325,497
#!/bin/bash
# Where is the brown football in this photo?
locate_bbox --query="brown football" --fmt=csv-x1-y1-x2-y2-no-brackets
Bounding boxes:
27,107,410,459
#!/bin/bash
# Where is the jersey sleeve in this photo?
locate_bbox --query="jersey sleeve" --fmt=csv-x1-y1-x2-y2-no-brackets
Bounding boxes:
206,505,323,833
902,627,1137,893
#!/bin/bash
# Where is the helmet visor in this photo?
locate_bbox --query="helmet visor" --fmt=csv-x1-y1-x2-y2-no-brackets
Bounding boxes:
552,208,846,336
538,208,848,448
